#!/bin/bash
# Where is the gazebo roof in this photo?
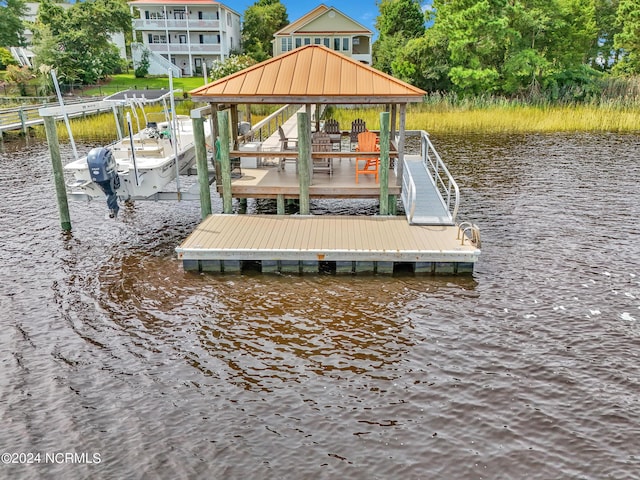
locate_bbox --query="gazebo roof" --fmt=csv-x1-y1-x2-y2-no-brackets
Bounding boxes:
190,45,426,104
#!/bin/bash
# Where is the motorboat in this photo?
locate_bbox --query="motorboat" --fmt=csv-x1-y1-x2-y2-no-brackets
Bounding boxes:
64,89,211,214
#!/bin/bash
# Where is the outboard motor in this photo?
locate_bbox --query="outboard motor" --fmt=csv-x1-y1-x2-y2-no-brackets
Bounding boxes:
87,147,120,218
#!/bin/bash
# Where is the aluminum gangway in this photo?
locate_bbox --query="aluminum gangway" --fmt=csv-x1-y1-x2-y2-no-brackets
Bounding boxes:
401,131,459,226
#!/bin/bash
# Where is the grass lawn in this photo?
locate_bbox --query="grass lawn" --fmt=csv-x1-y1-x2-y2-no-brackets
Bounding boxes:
81,73,209,97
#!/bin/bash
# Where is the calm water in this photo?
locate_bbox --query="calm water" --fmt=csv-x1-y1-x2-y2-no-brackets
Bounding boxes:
1,133,639,479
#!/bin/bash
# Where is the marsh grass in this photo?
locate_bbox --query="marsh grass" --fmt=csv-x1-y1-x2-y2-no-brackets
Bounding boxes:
30,103,196,142
330,102,640,134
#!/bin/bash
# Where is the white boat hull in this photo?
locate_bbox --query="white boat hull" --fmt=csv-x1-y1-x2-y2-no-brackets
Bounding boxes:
64,116,209,200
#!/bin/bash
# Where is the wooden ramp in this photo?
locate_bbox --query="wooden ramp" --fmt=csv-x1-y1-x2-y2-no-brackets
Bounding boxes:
176,214,480,274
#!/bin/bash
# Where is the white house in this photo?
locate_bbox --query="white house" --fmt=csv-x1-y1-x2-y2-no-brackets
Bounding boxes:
128,0,241,77
272,5,373,64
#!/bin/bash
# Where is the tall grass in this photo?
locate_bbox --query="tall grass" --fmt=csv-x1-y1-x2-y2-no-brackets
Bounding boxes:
30,103,195,142
330,101,640,134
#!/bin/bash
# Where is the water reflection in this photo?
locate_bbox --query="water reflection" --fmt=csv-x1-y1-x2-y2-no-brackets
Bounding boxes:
2,134,639,479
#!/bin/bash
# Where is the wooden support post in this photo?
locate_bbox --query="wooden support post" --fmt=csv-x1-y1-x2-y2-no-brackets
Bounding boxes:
43,116,71,231
277,194,285,215
315,103,321,132
245,104,252,127
297,111,311,215
192,115,211,219
389,195,397,215
217,110,233,214
19,106,27,135
116,106,125,139
379,111,390,215
210,103,220,180
230,105,239,149
391,104,397,141
397,104,406,185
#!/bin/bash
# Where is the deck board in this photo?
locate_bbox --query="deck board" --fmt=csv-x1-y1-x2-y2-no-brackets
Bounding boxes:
177,214,480,266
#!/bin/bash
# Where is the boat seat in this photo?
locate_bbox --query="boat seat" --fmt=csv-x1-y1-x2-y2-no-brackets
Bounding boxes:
135,146,165,157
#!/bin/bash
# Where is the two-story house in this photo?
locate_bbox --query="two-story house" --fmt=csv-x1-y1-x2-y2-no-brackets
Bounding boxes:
129,0,241,77
272,5,373,64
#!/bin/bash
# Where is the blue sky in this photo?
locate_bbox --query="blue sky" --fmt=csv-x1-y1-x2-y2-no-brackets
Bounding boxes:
234,2,381,33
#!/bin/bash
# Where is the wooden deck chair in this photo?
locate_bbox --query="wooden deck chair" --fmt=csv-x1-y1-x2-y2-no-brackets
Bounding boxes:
355,131,379,183
350,118,367,143
323,119,342,149
311,132,333,174
278,126,298,171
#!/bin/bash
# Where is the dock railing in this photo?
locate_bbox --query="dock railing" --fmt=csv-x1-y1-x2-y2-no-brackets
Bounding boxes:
401,130,460,224
240,104,300,144
420,130,460,222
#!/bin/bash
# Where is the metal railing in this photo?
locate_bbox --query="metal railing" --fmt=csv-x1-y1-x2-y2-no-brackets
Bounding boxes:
401,164,418,223
0,97,114,133
242,104,300,144
420,130,460,222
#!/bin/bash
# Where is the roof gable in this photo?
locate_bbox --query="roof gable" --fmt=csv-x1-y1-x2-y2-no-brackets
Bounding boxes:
190,45,425,104
275,5,372,36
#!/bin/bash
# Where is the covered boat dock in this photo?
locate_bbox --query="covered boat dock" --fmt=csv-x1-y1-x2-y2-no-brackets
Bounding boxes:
178,45,480,274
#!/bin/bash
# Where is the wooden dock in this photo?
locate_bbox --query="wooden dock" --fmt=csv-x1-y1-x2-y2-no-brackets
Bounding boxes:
176,214,480,274
1,98,114,134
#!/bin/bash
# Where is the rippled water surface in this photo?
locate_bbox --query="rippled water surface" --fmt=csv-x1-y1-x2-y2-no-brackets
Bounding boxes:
1,133,639,479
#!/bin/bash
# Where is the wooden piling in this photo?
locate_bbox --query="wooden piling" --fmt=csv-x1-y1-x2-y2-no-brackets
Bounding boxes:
217,110,233,214
192,115,211,219
379,111,390,215
43,116,71,231
297,111,311,215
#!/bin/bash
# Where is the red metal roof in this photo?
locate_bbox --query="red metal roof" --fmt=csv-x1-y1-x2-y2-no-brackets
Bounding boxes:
190,45,426,104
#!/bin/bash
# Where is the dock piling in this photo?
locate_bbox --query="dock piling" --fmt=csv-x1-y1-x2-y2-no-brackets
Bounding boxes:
43,116,72,231
379,111,390,215
192,115,212,219
217,110,233,214
297,111,311,215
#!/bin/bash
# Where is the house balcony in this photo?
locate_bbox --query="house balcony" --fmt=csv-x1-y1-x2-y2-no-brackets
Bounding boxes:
146,43,222,54
133,19,221,31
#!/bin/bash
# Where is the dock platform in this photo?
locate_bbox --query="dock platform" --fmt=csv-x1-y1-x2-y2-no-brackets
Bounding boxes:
176,214,480,274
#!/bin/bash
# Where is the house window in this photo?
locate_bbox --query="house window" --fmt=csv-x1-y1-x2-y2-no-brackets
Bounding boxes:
281,37,292,52
342,38,349,51
227,12,232,26
334,38,340,50
147,11,165,20
304,37,311,45
295,37,301,48
199,34,219,44
174,8,185,20
149,34,167,44
323,38,330,47
314,38,321,45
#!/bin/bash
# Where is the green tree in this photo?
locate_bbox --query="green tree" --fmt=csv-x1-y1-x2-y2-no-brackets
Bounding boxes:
32,0,130,84
209,55,257,80
614,0,640,73
0,47,19,69
5,64,33,95
242,0,288,61
373,0,426,73
591,0,621,70
425,0,601,96
0,0,28,47
391,33,452,91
